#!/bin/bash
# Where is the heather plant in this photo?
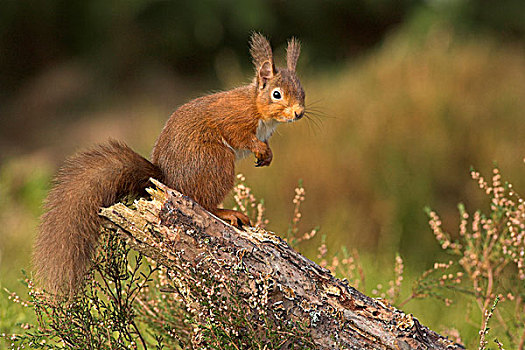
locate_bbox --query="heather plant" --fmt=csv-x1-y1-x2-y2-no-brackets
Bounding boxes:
282,181,319,249
2,230,162,349
232,174,268,229
352,166,524,349
424,166,525,349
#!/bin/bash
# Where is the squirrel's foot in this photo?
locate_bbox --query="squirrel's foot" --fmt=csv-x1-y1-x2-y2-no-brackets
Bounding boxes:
253,140,272,167
255,148,273,167
213,208,252,229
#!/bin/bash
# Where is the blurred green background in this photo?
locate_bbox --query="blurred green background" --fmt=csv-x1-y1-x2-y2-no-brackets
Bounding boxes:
1,0,524,346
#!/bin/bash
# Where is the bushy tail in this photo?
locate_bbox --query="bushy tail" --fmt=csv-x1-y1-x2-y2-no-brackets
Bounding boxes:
34,140,162,296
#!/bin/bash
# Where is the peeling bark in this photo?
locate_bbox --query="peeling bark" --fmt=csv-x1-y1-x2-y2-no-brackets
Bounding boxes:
100,179,464,350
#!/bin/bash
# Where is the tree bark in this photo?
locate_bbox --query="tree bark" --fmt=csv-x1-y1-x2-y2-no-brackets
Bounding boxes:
100,179,464,350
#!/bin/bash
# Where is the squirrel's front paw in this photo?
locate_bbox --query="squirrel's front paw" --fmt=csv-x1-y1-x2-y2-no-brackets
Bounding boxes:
255,148,273,167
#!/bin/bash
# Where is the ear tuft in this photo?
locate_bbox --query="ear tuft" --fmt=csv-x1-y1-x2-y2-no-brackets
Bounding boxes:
250,32,274,71
286,37,301,72
250,32,275,88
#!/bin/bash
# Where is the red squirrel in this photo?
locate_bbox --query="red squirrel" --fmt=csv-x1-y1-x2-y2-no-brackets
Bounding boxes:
34,33,305,296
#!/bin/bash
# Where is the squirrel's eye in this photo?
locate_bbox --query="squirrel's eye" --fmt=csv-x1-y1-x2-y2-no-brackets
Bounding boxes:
271,89,282,100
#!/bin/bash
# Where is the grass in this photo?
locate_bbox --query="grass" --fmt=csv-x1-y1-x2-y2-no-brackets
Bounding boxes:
1,22,525,349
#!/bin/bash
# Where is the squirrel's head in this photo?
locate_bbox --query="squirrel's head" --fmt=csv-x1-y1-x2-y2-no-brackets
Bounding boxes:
250,33,305,123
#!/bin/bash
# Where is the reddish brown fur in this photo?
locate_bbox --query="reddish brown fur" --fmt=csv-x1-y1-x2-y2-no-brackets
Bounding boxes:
152,86,260,211
34,33,305,296
34,141,162,295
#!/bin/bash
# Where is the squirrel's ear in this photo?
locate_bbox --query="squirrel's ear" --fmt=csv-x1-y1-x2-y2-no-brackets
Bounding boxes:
286,37,301,72
258,60,274,88
250,32,275,87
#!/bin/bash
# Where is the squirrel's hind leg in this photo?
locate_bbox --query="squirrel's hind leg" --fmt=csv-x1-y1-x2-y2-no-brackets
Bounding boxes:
212,208,252,229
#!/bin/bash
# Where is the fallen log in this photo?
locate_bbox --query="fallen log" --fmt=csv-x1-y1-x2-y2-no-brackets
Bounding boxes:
100,179,464,349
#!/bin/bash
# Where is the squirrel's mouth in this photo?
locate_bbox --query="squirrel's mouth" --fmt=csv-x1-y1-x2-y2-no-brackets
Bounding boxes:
277,105,305,123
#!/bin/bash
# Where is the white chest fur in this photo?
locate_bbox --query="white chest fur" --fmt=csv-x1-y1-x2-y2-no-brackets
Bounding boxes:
228,119,279,160
256,119,279,142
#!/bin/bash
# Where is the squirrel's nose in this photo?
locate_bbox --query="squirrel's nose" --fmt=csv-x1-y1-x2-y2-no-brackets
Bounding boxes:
294,111,304,120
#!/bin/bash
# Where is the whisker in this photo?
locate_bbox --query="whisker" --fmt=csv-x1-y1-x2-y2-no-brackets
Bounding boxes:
304,113,323,132
305,108,329,117
305,109,332,120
